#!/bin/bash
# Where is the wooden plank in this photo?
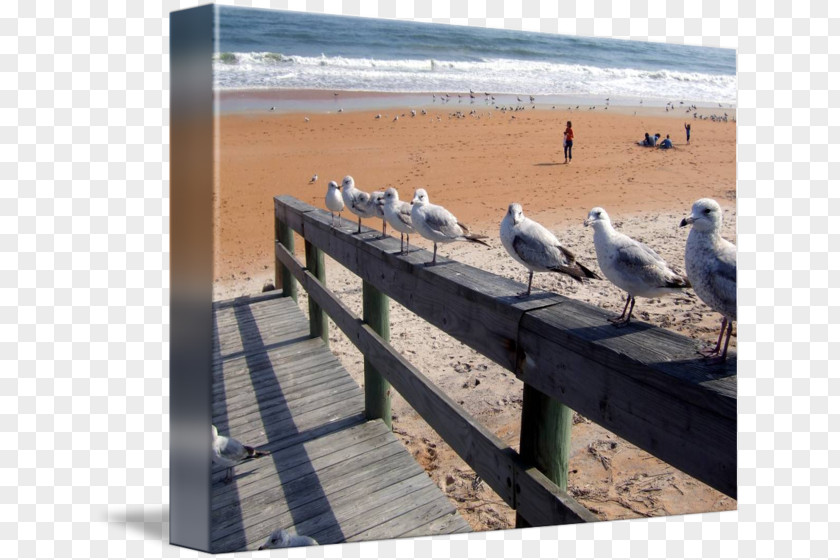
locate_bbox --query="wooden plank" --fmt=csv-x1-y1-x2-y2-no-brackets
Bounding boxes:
212,290,287,310
212,439,411,537
215,379,360,433
353,494,467,541
400,511,473,537
362,280,391,428
211,421,396,506
211,449,427,550
275,242,594,525
514,466,599,525
308,477,448,544
212,337,324,376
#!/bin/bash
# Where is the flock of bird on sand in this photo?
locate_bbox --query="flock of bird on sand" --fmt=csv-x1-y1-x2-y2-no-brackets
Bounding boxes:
210,176,736,550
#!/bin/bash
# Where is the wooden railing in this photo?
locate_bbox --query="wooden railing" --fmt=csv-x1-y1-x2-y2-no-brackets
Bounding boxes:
274,195,736,527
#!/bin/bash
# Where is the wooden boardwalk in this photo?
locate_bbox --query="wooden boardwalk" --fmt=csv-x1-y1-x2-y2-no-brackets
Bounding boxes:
210,291,471,552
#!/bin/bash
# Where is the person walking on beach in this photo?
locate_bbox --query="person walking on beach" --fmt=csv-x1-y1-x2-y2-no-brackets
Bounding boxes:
563,121,574,163
684,122,691,144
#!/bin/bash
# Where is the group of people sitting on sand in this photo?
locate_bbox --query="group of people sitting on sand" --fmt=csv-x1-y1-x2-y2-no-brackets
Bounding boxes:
638,132,673,149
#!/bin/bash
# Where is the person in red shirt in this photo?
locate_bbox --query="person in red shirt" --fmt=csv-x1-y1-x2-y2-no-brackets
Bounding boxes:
563,121,574,163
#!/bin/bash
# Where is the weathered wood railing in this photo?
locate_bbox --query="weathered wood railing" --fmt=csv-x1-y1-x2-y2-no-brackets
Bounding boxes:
274,195,736,526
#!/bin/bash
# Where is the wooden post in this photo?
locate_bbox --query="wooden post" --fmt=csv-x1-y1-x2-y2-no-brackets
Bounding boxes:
277,222,297,302
305,240,328,345
362,280,391,429
274,214,282,292
515,383,573,528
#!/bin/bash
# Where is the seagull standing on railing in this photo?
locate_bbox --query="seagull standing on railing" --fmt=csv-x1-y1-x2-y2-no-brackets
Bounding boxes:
382,187,415,253
410,188,490,265
212,425,270,484
501,203,599,297
341,175,377,233
680,198,736,362
584,207,690,326
324,180,344,227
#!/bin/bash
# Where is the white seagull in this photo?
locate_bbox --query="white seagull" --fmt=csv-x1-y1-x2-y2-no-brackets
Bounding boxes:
324,180,344,227
382,187,415,254
212,425,270,484
584,207,690,326
501,203,599,296
258,529,318,550
410,188,490,265
341,175,377,233
309,173,318,184
680,198,737,362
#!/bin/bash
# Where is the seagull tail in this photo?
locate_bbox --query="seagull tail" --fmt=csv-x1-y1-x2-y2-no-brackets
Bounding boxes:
465,234,491,247
245,446,271,459
576,261,601,281
665,274,691,289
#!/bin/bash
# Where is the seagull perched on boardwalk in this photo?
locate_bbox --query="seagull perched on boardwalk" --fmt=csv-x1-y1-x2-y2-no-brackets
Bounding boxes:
680,198,737,362
324,180,344,227
341,175,377,233
410,188,490,265
501,203,599,297
212,425,270,484
258,529,318,550
382,187,415,254
584,207,690,326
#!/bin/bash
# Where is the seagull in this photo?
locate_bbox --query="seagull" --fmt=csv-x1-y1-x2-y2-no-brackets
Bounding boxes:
680,198,737,362
584,207,690,326
410,188,490,265
212,425,270,484
501,203,599,297
341,176,376,233
309,174,318,184
325,180,344,227
258,528,318,549
368,190,387,236
304,116,309,122
382,187,415,254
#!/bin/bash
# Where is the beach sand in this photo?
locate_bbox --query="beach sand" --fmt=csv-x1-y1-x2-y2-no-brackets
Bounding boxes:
214,101,737,530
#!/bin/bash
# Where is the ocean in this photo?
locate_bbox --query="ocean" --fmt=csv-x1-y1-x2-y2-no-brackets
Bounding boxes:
213,6,736,109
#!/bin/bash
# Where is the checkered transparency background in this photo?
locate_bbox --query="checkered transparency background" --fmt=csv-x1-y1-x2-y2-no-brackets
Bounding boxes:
2,0,835,558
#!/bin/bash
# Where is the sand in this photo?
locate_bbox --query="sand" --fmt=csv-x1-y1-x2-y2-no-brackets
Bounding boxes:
214,98,737,531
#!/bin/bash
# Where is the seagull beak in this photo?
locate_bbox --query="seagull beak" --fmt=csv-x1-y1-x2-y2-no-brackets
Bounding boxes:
583,218,592,227
679,216,694,228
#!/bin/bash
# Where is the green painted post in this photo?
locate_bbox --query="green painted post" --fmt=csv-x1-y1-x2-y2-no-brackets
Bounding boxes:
278,223,297,302
515,383,574,528
362,280,391,429
274,215,282,292
305,240,328,345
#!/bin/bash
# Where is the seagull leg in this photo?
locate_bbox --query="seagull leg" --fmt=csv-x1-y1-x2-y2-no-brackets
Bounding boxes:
399,233,404,254
426,243,438,266
357,217,362,234
517,271,533,298
705,319,734,364
609,293,633,326
224,467,232,484
700,316,727,357
382,220,387,238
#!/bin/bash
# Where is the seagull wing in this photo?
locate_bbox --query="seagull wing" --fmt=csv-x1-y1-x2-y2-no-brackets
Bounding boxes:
396,202,414,228
615,239,687,288
710,242,737,315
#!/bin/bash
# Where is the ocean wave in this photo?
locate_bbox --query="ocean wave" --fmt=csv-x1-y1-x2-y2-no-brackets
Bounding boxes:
213,51,736,104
